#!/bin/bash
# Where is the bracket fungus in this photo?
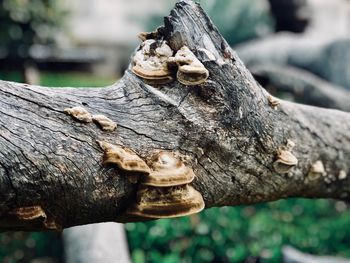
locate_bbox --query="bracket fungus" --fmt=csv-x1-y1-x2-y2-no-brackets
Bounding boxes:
127,185,205,219
10,205,47,221
273,150,298,174
132,39,174,85
64,106,92,123
172,46,209,86
9,205,59,230
308,160,326,180
92,114,117,132
98,141,150,175
142,151,195,187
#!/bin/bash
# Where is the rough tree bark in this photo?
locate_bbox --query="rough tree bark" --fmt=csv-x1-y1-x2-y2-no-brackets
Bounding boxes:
0,0,349,231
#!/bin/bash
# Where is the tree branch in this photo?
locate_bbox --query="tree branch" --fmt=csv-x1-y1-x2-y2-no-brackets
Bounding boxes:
250,63,350,111
0,0,349,231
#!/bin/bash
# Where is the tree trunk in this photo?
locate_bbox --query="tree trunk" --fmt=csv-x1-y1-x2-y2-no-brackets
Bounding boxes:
63,223,131,263
0,0,349,231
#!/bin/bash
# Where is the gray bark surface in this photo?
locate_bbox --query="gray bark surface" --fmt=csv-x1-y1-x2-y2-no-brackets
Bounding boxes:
0,0,349,230
250,64,350,111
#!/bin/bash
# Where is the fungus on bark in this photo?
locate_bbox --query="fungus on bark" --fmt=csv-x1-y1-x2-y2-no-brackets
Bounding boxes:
138,30,159,41
98,141,150,175
92,114,117,132
126,184,205,219
172,46,209,85
308,160,326,180
8,206,60,230
268,95,281,110
64,106,92,123
273,150,298,174
132,39,174,85
338,170,347,180
142,151,195,187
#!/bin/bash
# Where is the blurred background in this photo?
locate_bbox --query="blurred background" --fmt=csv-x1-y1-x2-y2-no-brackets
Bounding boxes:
1,0,350,262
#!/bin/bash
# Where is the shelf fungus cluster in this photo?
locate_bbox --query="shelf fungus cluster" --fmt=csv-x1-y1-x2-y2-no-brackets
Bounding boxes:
98,143,205,219
128,151,204,219
132,37,209,86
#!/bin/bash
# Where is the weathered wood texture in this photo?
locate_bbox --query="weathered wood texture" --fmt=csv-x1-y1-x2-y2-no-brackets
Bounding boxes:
0,0,349,230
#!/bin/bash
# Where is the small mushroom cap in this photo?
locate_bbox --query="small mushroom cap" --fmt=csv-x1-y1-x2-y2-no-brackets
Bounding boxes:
177,70,209,86
179,64,209,75
64,106,92,123
277,150,298,165
127,185,205,219
132,64,172,79
92,114,117,132
308,160,325,180
173,46,209,85
310,160,325,174
142,152,195,187
273,150,298,174
132,39,173,83
98,141,150,174
10,206,46,221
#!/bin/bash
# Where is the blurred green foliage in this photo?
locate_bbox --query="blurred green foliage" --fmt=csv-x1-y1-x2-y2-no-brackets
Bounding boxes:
0,0,66,61
201,0,273,45
0,71,116,87
146,0,273,46
0,232,63,263
126,199,350,262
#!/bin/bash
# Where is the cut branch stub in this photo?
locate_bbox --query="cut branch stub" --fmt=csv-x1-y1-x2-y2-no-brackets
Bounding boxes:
132,39,174,85
126,185,205,219
172,46,209,85
98,141,150,175
142,151,195,187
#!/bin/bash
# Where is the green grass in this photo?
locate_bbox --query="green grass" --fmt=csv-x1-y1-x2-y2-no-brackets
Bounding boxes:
40,71,117,87
126,199,350,263
0,70,117,87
